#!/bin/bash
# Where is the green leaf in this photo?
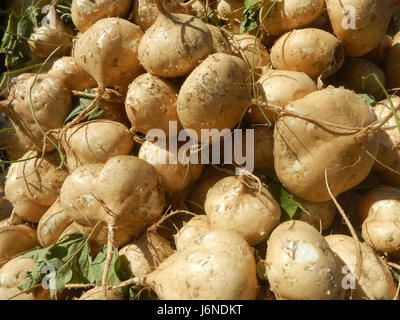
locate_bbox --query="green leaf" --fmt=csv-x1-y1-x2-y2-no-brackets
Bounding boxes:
1,11,19,50
0,1,42,69
54,0,73,25
88,109,104,120
86,247,107,285
244,0,260,9
22,247,47,261
391,268,400,282
17,17,33,38
201,9,219,26
18,273,36,292
18,232,127,298
266,183,303,219
64,89,103,125
280,189,300,219
24,4,41,30
78,244,91,279
253,249,267,283
0,11,25,68
239,7,260,34
359,93,377,107
239,0,263,34
87,245,121,287
19,234,88,297
63,106,85,125
52,262,73,295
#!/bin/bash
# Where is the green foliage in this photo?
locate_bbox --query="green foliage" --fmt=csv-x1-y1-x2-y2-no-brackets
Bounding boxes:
0,156,7,173
1,11,32,68
18,233,158,300
0,117,13,172
201,9,219,26
239,0,261,34
390,268,400,282
245,0,260,8
0,1,45,68
19,233,126,298
1,0,72,69
253,247,271,300
363,73,400,140
52,0,72,25
359,93,377,107
64,89,104,125
265,182,305,220
253,248,267,283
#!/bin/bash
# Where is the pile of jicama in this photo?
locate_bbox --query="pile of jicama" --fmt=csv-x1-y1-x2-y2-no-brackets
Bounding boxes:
1,0,400,300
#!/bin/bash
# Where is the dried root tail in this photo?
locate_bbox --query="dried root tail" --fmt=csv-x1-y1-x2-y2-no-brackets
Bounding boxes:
102,221,116,300
63,88,104,131
324,170,363,283
7,209,16,226
238,168,263,195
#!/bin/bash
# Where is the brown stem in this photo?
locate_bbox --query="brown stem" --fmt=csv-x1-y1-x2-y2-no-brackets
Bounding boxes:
237,175,247,194
370,104,400,132
111,276,146,290
46,128,62,142
147,209,197,236
366,149,400,176
257,98,400,145
62,88,104,131
353,104,400,144
64,283,95,289
71,89,124,104
254,100,363,132
324,169,363,282
7,284,43,300
54,222,100,300
87,276,146,296
102,221,116,300
8,209,16,226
